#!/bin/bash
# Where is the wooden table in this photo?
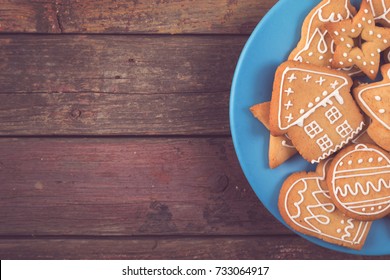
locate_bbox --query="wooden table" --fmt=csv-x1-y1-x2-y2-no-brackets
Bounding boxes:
0,0,387,260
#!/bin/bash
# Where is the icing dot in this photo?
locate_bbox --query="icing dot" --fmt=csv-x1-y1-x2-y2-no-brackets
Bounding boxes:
384,39,388,44
341,28,346,32
370,61,375,65
378,157,383,162
351,28,356,33
362,17,366,22
369,157,373,163
357,55,362,60
358,23,362,28
370,70,375,74
308,52,313,57
299,109,304,114
329,58,333,63
358,159,363,164
308,102,314,108
343,53,348,57
348,160,352,165
341,220,345,224
334,31,339,36
339,61,344,65
364,9,368,14
369,30,374,35
348,58,353,62
319,55,324,60
322,91,328,96
371,207,375,211
315,97,320,102
371,53,375,57
346,43,352,48
368,20,372,24
363,61,367,66
379,206,383,210
339,162,343,167
362,208,366,212
375,96,381,101
379,109,385,114
377,48,381,53
340,37,345,42
337,229,341,233
377,34,382,39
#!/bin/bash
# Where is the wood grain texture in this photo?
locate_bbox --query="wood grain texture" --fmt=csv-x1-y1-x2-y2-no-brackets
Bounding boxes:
0,92,229,135
0,35,245,94
0,236,387,260
0,137,285,236
0,0,277,34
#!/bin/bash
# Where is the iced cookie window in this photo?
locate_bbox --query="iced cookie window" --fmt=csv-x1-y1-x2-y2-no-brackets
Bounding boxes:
336,120,353,138
325,106,342,124
316,134,333,151
304,121,323,139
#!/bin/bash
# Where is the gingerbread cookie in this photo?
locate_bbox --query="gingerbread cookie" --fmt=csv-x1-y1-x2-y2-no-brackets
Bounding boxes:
250,102,297,168
269,61,365,163
325,0,390,80
289,0,360,76
279,158,371,250
327,144,390,221
353,64,390,151
369,0,390,27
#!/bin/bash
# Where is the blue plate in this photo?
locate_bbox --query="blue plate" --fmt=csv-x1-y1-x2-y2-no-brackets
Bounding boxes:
230,0,390,255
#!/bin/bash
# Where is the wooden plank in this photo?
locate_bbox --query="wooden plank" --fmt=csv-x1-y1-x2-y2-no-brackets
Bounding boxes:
0,92,229,135
0,137,286,236
0,236,387,259
0,0,277,34
0,35,245,94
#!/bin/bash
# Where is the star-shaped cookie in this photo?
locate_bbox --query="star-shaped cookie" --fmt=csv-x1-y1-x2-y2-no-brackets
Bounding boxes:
326,0,390,80
353,64,390,151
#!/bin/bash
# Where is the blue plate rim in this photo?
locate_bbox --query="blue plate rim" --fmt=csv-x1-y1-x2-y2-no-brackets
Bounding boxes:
229,0,389,256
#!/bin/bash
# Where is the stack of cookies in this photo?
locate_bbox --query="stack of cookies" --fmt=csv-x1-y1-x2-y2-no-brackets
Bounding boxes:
250,0,390,250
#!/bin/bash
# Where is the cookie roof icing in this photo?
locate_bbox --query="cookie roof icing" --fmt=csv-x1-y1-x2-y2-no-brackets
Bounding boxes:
277,63,350,130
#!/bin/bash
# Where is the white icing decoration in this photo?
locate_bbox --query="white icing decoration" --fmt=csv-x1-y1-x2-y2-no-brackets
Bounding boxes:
284,100,293,110
281,140,295,149
304,121,323,139
336,120,353,138
316,134,333,152
369,0,390,24
284,158,370,245
285,113,293,123
356,80,390,129
379,109,385,114
331,144,390,216
311,121,365,164
303,74,312,82
316,77,326,85
292,0,353,64
278,67,349,131
284,88,294,96
287,73,297,83
325,106,342,124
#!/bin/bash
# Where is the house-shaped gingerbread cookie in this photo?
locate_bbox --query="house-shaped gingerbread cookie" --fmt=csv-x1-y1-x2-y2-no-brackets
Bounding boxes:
270,61,365,163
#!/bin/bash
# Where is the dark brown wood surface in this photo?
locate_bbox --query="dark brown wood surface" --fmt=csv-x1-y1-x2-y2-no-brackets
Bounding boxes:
0,0,388,260
0,0,276,34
